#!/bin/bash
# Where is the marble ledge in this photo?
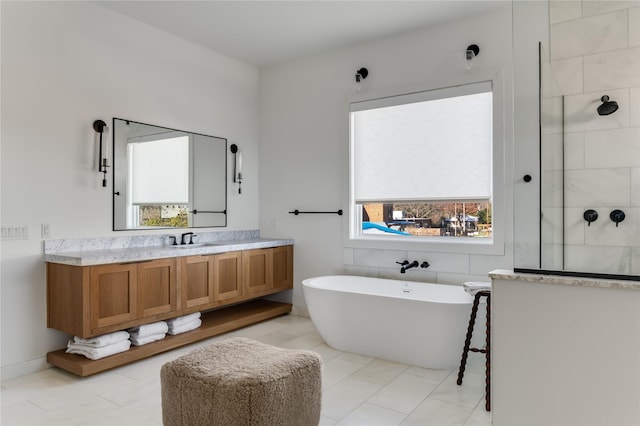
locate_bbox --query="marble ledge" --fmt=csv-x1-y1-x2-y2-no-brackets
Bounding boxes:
44,231,294,266
489,269,640,291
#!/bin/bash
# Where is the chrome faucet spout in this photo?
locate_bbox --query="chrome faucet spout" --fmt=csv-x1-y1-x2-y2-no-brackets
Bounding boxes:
400,260,419,273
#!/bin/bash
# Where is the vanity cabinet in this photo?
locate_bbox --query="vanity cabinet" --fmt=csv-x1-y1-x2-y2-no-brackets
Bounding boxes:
46,245,293,376
213,251,243,301
180,251,243,309
50,258,178,337
137,258,177,317
181,255,214,309
243,246,293,295
89,262,138,329
90,259,177,329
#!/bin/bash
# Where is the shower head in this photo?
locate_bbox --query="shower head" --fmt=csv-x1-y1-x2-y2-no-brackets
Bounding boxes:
597,95,619,116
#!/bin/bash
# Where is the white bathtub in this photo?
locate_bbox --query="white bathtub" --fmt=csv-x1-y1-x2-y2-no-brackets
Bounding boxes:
302,275,484,369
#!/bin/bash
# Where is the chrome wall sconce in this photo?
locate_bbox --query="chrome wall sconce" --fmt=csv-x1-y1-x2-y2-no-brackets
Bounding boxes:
93,119,109,187
354,67,369,92
465,44,480,70
230,143,242,194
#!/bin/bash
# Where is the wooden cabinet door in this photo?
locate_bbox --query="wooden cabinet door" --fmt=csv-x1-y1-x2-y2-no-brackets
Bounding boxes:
90,263,137,329
271,245,293,290
213,252,242,301
137,258,177,317
181,255,214,309
242,249,270,295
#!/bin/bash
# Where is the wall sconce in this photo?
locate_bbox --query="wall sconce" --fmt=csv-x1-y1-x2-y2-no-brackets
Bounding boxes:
93,119,109,187
354,67,369,92
465,44,480,70
230,143,242,194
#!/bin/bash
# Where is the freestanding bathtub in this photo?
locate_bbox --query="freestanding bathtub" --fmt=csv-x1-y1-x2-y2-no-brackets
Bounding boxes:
302,275,485,369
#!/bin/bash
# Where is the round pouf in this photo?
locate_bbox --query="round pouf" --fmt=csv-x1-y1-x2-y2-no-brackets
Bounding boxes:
161,336,323,426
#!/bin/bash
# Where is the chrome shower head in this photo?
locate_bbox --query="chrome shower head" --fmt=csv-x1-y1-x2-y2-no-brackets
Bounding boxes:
597,95,619,116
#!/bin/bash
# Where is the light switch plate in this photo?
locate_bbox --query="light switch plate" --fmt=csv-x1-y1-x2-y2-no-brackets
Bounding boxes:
1,225,30,240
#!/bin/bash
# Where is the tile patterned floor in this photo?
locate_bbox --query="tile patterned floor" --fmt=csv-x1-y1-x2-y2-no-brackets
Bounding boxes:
1,314,491,425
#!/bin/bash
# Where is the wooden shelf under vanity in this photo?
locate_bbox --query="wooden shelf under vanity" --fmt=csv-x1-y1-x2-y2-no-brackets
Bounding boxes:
47,300,292,377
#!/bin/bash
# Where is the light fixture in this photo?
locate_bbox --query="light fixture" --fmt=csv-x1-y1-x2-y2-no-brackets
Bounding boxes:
230,143,242,194
93,119,109,187
465,44,480,70
354,67,369,92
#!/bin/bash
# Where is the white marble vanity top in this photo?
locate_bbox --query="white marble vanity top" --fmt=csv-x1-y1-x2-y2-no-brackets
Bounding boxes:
44,231,294,266
489,269,640,291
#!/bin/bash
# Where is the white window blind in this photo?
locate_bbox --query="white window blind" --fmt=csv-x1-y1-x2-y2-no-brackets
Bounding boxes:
130,136,189,205
351,81,492,203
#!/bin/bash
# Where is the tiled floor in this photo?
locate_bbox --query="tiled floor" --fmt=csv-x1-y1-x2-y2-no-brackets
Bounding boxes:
1,314,491,425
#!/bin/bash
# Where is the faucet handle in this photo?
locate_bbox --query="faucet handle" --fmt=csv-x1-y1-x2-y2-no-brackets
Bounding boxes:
168,236,177,246
189,234,197,244
396,260,409,266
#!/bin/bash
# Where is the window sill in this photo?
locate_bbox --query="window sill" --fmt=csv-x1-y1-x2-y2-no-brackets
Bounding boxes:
345,234,505,256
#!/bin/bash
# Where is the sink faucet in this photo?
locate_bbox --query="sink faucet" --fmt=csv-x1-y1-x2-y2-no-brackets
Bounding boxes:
180,232,194,245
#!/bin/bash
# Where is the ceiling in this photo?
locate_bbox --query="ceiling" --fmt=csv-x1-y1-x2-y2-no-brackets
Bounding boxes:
95,1,507,67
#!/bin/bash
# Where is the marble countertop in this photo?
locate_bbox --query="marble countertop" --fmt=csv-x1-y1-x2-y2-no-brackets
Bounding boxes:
489,269,640,290
45,238,294,266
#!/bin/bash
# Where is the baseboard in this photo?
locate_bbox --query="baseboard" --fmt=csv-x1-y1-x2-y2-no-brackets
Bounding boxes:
1,356,51,381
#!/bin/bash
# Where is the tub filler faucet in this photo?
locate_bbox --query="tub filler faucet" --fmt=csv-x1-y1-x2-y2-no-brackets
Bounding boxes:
397,260,419,273
396,260,430,273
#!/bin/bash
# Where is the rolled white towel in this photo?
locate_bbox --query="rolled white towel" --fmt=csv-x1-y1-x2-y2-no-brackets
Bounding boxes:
66,339,131,360
128,321,168,338
168,318,202,335
73,331,130,348
166,312,201,328
130,333,166,346
463,281,492,296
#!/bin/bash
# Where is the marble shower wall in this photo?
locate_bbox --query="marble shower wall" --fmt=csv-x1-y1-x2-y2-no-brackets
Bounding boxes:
542,0,640,275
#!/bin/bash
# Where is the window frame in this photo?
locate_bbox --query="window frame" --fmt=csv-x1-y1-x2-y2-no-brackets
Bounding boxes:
344,71,506,256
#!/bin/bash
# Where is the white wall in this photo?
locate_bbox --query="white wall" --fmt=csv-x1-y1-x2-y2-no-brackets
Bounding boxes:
0,1,259,378
259,6,514,311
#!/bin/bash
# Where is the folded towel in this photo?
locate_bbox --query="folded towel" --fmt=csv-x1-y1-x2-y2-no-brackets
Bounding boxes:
166,312,201,328
66,339,131,360
130,333,166,346
73,331,130,348
168,318,202,335
128,321,168,338
463,281,492,296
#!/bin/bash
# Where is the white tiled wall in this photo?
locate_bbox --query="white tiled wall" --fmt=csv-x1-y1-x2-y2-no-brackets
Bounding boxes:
543,0,640,275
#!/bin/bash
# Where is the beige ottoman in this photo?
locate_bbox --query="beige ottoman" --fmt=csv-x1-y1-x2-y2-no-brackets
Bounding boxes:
161,337,323,426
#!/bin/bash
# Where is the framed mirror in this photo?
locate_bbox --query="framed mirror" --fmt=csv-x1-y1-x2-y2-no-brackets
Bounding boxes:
112,118,227,230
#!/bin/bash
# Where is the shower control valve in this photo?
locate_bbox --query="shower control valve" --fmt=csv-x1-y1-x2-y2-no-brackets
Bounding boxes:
610,210,625,227
583,209,598,226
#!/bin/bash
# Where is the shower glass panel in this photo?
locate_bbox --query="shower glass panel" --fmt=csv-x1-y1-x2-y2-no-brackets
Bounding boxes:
539,42,564,271
515,0,640,280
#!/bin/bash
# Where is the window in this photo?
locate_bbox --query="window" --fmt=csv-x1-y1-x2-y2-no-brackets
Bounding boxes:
349,81,495,243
